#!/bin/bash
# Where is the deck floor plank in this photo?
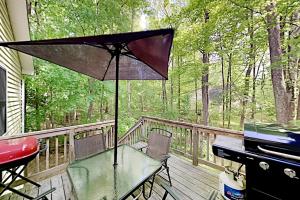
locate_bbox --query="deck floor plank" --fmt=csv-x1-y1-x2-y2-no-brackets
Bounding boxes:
37,178,52,200
50,174,65,200
1,154,221,200
168,158,219,190
61,173,73,200
169,156,219,183
159,172,206,200
22,183,38,200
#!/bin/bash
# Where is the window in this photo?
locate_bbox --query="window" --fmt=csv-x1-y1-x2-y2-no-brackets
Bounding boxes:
0,66,6,135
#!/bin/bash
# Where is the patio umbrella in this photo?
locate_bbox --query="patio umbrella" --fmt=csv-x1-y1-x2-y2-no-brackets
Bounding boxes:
0,29,174,165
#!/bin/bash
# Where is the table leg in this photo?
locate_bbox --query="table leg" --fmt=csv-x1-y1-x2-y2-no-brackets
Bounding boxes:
143,174,156,199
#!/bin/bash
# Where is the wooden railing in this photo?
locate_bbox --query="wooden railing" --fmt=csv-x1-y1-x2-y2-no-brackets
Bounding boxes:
119,116,243,170
0,120,114,182
1,116,243,185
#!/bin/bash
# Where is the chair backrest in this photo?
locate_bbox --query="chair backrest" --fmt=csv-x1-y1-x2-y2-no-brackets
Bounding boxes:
74,133,106,160
146,128,172,161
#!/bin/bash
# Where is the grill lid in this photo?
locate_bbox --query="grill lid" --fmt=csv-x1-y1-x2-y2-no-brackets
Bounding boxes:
244,123,300,160
0,136,39,165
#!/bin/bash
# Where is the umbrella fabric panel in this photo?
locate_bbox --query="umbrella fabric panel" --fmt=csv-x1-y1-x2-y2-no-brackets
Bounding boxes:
103,56,165,80
128,34,173,78
8,43,166,80
8,44,111,80
1,29,174,80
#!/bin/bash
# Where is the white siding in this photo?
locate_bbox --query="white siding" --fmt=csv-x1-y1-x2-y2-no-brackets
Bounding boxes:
0,0,22,135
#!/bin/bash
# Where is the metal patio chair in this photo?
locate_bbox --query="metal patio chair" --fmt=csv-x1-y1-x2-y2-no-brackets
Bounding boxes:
141,128,173,186
74,133,106,160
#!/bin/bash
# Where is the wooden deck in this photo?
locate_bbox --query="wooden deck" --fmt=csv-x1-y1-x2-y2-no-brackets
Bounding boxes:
0,154,222,200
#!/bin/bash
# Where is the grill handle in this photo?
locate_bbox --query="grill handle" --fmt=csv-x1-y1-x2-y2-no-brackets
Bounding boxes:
257,145,300,161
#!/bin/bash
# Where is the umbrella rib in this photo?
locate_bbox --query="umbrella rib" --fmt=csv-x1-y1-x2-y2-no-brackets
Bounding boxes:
84,42,114,55
84,42,117,81
102,54,115,81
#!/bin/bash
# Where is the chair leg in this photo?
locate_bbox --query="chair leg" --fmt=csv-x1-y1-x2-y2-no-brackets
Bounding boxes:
163,160,172,186
162,191,168,200
166,166,172,186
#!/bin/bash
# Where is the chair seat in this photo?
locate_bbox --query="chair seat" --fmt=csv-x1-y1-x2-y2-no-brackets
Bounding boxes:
131,141,148,150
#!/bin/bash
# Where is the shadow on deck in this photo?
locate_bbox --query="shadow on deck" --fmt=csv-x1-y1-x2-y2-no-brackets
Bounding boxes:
0,154,222,200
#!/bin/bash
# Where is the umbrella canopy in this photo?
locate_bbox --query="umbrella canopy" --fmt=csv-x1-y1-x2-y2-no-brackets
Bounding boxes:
0,29,173,80
0,28,174,165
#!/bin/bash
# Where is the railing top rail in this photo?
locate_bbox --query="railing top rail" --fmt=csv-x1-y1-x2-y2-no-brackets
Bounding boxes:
0,120,115,140
118,117,143,143
141,116,243,137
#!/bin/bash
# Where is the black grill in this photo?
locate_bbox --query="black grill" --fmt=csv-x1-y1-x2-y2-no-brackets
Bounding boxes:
212,123,300,200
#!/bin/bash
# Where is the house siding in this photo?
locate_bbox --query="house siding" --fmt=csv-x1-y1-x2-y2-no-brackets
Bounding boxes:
0,0,23,136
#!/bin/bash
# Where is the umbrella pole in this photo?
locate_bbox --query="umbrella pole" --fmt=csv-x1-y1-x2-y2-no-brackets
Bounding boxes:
113,49,120,166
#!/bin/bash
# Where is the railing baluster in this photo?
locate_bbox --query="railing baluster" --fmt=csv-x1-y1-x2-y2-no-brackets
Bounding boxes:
199,130,203,159
206,133,210,161
179,127,182,151
46,138,50,170
190,130,192,151
192,127,199,166
213,134,216,163
184,129,187,155
64,134,67,162
36,153,40,173
55,136,59,166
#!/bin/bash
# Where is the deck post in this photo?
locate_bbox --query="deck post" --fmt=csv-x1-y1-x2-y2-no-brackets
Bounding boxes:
69,128,75,162
141,118,146,140
192,127,199,166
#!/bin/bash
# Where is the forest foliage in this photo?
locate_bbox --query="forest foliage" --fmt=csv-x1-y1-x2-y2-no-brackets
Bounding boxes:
25,0,300,134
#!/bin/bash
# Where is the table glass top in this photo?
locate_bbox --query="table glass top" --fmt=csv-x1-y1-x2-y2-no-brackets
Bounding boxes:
67,145,161,200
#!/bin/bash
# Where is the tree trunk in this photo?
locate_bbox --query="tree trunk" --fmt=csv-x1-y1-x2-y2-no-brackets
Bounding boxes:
177,56,181,112
127,81,131,114
240,12,255,128
297,88,300,120
162,80,167,111
100,84,104,120
221,55,225,127
87,78,94,120
285,14,299,121
127,7,135,115
170,56,174,111
251,62,256,119
195,79,198,114
266,2,289,124
226,53,232,128
201,11,210,126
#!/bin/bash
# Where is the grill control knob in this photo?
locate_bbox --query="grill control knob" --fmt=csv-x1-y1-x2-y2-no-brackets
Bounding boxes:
284,168,297,179
259,162,269,170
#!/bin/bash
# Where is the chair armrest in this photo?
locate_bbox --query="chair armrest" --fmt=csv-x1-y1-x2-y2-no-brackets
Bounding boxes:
157,178,180,200
132,142,148,151
140,145,148,151
160,154,170,163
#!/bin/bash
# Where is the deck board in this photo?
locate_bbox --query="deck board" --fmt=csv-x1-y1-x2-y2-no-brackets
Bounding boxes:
0,154,222,200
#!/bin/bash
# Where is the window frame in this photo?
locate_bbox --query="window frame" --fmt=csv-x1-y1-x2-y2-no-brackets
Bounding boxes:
0,64,7,135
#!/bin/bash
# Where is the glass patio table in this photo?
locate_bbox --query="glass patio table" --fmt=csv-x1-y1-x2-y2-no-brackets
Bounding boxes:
67,145,162,200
